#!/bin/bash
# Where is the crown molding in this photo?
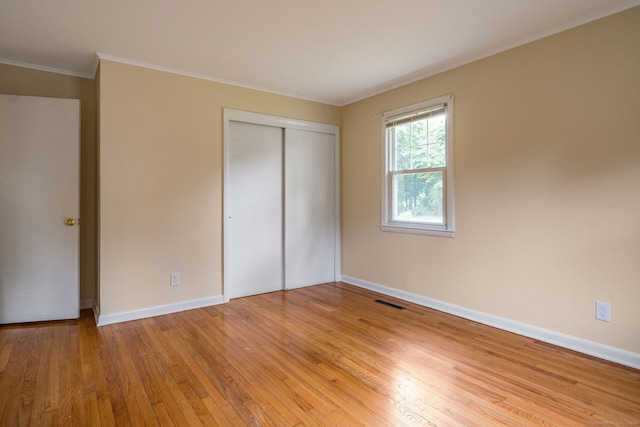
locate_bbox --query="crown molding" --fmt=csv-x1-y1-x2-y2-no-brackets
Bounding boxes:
96,53,338,106
0,57,94,79
342,0,640,105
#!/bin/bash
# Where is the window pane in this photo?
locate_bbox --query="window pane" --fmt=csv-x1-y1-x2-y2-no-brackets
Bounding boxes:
393,126,411,170
408,120,428,169
393,171,443,224
392,113,446,171
426,113,446,168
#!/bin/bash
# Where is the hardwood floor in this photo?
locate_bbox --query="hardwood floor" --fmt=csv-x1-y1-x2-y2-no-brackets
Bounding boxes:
1,282,638,426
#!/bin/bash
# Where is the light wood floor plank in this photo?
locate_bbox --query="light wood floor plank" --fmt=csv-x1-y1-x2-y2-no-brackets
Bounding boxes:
0,282,638,426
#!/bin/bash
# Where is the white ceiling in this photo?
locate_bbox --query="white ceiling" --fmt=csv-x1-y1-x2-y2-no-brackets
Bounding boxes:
1,0,638,106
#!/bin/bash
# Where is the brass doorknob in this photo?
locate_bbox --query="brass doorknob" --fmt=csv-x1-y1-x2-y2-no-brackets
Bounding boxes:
64,218,78,226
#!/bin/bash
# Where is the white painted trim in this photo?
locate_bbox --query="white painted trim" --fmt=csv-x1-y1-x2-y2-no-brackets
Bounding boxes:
379,225,454,238
96,295,224,326
224,109,339,135
222,110,232,303
341,275,640,370
0,57,94,79
333,129,342,282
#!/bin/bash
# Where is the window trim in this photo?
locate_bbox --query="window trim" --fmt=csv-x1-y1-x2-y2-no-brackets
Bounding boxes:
380,94,455,238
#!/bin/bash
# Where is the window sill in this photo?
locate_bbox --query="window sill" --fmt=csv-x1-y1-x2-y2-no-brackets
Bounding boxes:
380,224,455,238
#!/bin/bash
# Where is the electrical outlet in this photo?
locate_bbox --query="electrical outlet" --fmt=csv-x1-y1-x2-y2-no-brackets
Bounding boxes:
595,301,611,322
170,272,181,287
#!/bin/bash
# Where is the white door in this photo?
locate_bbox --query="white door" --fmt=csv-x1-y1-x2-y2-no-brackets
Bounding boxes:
285,129,336,289
0,94,80,324
227,121,284,299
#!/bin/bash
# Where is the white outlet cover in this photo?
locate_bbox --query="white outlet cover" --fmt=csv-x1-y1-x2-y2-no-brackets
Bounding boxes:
595,301,611,322
170,272,181,286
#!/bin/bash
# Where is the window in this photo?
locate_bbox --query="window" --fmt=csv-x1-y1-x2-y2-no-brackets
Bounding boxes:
381,94,454,237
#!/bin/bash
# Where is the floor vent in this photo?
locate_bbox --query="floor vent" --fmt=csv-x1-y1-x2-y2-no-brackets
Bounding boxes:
374,299,406,310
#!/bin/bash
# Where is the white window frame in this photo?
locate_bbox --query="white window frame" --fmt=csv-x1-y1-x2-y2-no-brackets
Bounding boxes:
381,94,454,238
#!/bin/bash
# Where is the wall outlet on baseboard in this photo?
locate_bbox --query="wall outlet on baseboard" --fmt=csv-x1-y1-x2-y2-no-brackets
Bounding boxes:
170,272,181,287
595,301,611,322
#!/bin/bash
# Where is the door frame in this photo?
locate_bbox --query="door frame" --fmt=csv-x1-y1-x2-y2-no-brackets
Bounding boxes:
222,109,341,302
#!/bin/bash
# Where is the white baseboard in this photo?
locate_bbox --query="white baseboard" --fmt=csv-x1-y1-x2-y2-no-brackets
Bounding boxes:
341,275,640,370
96,295,225,326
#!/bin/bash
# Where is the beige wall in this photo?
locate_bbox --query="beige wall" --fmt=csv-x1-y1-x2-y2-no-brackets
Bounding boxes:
341,7,640,353
98,59,340,315
0,63,98,306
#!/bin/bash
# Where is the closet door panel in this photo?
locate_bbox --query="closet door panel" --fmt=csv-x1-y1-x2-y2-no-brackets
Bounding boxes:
227,121,283,298
285,129,335,289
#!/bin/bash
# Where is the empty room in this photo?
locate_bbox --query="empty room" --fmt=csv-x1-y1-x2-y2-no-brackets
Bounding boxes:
1,0,639,425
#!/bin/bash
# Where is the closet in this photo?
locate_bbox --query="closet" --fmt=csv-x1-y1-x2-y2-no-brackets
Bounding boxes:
223,110,340,300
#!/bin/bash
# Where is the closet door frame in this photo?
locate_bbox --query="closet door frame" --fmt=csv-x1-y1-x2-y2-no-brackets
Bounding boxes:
222,109,341,302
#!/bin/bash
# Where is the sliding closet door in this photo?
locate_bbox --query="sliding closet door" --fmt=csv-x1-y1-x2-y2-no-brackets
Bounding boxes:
227,121,283,299
285,129,336,289
224,109,340,300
